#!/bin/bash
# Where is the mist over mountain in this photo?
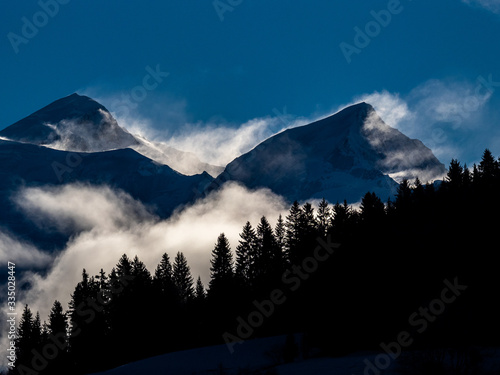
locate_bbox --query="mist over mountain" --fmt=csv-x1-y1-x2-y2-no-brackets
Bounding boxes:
213,103,446,203
0,93,223,177
0,94,446,251
0,139,213,250
0,93,138,151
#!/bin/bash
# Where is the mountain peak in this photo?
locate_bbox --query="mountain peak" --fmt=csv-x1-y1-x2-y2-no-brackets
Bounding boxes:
215,102,446,203
0,93,138,152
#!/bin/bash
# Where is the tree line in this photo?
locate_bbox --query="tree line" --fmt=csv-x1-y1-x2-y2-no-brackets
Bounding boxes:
9,149,500,375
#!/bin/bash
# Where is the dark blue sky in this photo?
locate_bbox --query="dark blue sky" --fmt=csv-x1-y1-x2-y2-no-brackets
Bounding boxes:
2,0,500,165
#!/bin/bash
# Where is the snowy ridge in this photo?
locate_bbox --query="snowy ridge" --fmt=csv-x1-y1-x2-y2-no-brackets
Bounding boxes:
213,102,446,203
0,93,138,151
0,93,223,177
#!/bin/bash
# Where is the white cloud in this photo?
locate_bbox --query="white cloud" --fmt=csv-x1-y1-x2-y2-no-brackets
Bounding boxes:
354,90,413,128
81,88,311,169
0,181,289,367
462,0,500,14
14,184,155,234
165,118,286,167
351,78,494,165
0,232,53,269
11,182,288,325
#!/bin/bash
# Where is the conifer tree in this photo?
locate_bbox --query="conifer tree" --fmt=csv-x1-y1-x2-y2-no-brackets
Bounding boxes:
235,221,257,286
298,202,318,254
154,253,177,300
15,305,36,372
360,192,385,223
46,300,69,374
195,276,206,302
463,163,472,189
209,233,234,296
115,254,133,279
446,159,463,191
395,178,412,213
95,268,108,290
300,203,317,235
69,269,105,372
316,198,331,237
131,255,152,292
479,148,498,184
173,252,195,303
330,200,352,233
32,312,43,350
274,214,286,255
254,216,282,286
285,201,302,261
472,163,480,183
151,253,180,354
48,300,67,339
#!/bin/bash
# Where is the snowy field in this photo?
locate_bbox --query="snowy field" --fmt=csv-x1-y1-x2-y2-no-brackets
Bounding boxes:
91,335,500,375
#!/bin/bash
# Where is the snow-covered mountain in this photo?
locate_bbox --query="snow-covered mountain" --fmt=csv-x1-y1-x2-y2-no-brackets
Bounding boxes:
0,139,214,249
0,93,223,177
0,94,446,248
0,93,139,151
212,102,446,203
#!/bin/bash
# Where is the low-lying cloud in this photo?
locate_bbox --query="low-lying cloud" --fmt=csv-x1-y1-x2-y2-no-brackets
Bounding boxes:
11,182,288,328
0,232,53,269
14,185,155,234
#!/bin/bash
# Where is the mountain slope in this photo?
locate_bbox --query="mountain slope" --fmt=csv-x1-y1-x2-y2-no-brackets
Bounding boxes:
0,93,139,151
0,93,223,176
0,139,213,249
213,103,445,203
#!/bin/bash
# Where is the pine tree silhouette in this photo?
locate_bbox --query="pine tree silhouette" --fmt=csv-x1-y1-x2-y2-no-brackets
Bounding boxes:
45,300,69,374
195,276,206,302
173,252,195,304
316,198,331,237
209,233,234,298
14,305,40,374
235,221,257,289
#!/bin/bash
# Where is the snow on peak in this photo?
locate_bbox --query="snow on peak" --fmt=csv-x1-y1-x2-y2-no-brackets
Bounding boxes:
213,102,446,203
0,93,138,152
0,93,224,176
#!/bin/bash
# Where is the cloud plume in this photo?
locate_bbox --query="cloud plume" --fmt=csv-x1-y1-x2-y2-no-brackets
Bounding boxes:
353,78,495,165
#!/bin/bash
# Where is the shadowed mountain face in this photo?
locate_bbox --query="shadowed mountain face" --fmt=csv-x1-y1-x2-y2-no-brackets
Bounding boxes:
0,139,213,250
213,103,445,203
